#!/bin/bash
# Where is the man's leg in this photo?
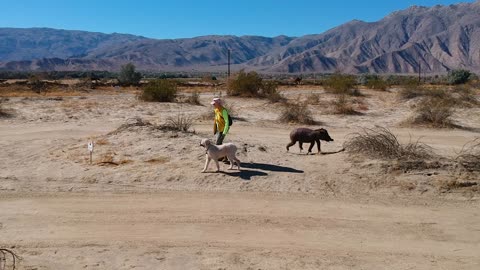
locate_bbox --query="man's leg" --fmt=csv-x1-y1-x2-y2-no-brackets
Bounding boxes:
215,132,227,162
215,132,225,145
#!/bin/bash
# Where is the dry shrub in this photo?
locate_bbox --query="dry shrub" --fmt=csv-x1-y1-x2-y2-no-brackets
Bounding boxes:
344,126,434,160
0,99,12,118
164,114,193,132
306,93,321,105
261,81,284,103
95,138,109,145
455,138,480,172
0,248,20,269
332,95,359,115
145,157,169,164
98,151,115,165
279,102,315,125
399,86,445,100
186,91,201,105
453,85,479,106
109,117,152,135
178,91,201,105
410,97,454,128
436,179,478,192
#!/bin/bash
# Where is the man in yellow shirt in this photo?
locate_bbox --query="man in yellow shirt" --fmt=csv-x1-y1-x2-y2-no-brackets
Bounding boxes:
211,98,230,145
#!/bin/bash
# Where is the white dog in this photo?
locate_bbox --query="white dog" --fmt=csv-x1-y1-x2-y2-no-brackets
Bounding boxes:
200,138,241,172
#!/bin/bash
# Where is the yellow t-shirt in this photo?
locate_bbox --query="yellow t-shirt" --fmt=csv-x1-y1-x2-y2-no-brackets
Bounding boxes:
214,107,230,135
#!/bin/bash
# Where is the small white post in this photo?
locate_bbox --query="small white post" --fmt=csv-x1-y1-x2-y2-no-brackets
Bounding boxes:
88,141,94,165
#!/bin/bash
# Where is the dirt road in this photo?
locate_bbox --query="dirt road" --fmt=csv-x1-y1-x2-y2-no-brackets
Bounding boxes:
1,192,479,269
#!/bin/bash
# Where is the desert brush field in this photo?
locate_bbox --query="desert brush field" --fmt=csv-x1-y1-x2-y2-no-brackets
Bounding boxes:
1,80,479,269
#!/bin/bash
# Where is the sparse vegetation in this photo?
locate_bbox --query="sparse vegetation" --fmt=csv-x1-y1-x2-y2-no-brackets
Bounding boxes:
261,81,284,102
410,97,455,128
0,248,20,270
279,102,315,125
452,85,479,106
332,95,359,115
139,79,177,102
227,70,262,97
184,91,201,105
0,98,12,118
227,70,283,102
344,126,434,160
164,114,194,132
455,138,480,172
447,69,472,85
118,63,142,86
323,73,360,96
359,74,388,91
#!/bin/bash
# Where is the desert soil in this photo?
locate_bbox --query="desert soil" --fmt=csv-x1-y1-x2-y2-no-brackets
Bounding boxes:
1,87,479,269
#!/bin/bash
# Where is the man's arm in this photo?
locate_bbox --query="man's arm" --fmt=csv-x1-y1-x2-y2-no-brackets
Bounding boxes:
222,109,230,135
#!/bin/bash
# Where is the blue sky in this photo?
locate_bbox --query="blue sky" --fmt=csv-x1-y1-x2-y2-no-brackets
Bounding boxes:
0,0,475,39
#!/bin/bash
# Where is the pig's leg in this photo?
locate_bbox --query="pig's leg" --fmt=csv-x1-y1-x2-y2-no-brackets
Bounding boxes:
286,140,296,152
308,142,315,154
316,139,321,154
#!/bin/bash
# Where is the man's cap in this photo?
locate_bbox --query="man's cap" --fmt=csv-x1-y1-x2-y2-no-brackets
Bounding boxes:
210,98,222,105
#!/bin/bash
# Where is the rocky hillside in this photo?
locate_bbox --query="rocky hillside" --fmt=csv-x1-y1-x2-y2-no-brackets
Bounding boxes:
1,1,479,74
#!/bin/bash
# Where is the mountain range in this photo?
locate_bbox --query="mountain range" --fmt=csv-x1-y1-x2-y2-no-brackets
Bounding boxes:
1,1,480,74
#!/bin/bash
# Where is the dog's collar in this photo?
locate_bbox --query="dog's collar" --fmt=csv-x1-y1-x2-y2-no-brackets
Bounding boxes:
205,144,213,154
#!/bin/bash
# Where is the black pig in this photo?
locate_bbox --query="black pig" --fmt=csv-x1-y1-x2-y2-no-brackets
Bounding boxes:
286,128,334,154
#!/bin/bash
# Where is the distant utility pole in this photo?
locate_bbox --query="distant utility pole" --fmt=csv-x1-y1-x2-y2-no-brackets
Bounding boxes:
418,62,421,83
227,49,231,78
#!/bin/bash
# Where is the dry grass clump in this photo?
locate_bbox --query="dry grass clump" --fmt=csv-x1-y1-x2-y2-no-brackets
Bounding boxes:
399,86,451,100
344,127,434,160
452,85,479,107
410,97,455,128
178,91,201,105
455,138,480,172
332,95,360,115
279,102,315,125
164,114,194,132
0,99,14,118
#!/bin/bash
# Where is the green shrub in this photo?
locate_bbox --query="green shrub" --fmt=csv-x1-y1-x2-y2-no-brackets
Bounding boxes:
139,79,177,102
365,76,388,91
323,73,359,95
118,63,142,86
447,69,471,85
227,70,263,97
227,71,283,102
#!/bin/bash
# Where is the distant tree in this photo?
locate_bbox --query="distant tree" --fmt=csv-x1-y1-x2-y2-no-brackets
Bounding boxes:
447,69,472,85
118,63,142,86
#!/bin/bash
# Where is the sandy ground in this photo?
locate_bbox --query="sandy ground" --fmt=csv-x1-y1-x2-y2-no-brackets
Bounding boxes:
1,87,479,269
